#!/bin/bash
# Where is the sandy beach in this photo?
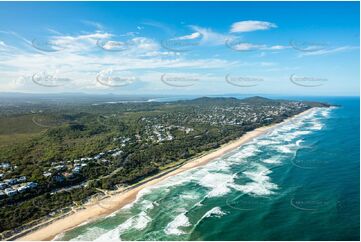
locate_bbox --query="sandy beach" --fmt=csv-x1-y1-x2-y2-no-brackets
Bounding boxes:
17,109,313,241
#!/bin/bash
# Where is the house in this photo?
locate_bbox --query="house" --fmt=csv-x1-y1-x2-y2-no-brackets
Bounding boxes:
0,183,7,189
17,176,27,183
54,165,66,171
53,175,65,183
43,172,52,177
27,182,38,189
17,185,28,193
73,167,81,174
4,178,17,185
112,151,123,157
4,188,17,196
0,163,11,170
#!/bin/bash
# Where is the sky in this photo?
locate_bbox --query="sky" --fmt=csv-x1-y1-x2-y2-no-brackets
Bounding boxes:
0,1,359,96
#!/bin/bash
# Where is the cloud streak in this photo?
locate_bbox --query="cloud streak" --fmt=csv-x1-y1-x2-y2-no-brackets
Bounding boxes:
298,46,358,56
190,25,230,46
0,28,240,92
230,20,277,33
228,42,289,51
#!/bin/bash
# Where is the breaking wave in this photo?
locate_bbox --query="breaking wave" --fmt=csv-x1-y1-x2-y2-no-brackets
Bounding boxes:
164,213,191,235
59,107,332,241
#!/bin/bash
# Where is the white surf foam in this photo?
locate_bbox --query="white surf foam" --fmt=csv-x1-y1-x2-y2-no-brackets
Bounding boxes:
320,109,331,118
308,118,323,130
276,144,294,154
180,191,201,200
94,228,122,242
132,211,152,230
204,206,226,218
198,172,235,198
68,227,113,241
262,157,282,164
164,213,191,235
96,210,151,240
122,188,152,210
64,106,335,241
225,145,260,164
256,139,281,146
295,139,303,147
140,199,156,211
232,165,278,196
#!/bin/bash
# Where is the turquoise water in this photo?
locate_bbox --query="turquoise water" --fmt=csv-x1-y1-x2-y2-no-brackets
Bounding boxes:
57,97,359,241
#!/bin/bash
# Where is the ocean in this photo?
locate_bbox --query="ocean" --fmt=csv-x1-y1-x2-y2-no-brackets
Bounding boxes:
56,97,360,241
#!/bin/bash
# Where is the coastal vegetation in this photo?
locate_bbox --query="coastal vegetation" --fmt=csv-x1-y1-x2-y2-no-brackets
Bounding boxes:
0,95,330,238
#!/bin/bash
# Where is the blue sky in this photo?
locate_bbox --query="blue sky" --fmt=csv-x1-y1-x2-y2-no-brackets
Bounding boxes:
0,1,359,96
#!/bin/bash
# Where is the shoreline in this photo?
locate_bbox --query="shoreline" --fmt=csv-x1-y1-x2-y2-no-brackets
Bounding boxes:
16,108,314,241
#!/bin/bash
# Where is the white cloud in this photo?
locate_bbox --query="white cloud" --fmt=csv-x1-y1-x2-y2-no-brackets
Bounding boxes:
0,40,8,50
190,25,230,46
174,32,201,40
100,40,127,51
231,42,263,51
230,20,277,33
49,32,112,51
229,42,289,51
0,24,299,94
0,29,238,92
268,45,288,50
298,46,358,56
131,37,159,51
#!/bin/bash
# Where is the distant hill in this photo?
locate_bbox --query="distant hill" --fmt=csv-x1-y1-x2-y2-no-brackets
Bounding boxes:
177,96,276,105
174,96,333,108
240,96,275,103
175,96,240,106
